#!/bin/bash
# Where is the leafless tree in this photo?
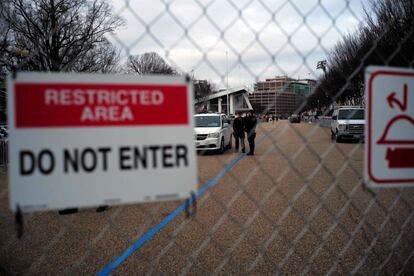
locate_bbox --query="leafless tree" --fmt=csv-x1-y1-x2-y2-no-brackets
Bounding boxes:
0,0,123,72
71,38,120,73
309,0,414,110
124,52,177,75
194,79,216,100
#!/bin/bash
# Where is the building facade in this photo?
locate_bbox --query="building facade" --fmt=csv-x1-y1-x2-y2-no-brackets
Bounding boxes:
248,76,315,117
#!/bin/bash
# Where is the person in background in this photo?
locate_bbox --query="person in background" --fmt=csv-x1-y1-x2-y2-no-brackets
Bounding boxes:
232,111,245,153
244,110,257,156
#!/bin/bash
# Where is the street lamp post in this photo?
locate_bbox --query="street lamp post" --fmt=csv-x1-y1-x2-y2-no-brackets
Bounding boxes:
316,60,327,74
226,51,229,115
275,91,277,118
226,50,229,90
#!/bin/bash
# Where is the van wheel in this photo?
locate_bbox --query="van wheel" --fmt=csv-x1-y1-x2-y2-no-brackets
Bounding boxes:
218,139,225,154
335,134,342,143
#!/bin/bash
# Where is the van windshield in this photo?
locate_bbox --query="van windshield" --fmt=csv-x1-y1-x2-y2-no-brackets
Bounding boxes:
338,109,364,120
195,116,221,127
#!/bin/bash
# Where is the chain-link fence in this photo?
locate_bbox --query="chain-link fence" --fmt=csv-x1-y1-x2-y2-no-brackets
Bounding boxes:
1,0,414,275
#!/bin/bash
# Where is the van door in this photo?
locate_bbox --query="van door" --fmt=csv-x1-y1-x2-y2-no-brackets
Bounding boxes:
222,115,230,145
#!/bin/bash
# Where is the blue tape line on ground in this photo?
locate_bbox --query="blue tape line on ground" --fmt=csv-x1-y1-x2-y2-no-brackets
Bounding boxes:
99,127,268,275
98,153,246,276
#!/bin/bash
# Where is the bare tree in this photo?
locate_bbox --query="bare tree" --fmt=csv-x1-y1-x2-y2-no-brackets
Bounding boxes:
194,79,216,100
71,38,120,73
309,0,414,110
124,52,177,75
0,0,123,72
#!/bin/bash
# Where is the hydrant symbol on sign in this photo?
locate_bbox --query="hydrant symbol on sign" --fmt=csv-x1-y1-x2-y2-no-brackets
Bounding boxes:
377,84,414,168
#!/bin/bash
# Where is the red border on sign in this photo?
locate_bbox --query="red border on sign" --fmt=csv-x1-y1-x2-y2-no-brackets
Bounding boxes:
14,82,189,128
368,70,414,184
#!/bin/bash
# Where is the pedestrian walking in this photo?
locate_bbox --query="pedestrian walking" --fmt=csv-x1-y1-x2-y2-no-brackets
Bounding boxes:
232,111,245,153
244,110,257,156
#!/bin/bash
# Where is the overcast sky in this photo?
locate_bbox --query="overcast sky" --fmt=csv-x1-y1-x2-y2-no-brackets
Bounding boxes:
108,0,367,89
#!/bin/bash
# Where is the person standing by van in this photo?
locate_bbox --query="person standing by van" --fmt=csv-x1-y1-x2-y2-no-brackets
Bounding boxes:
244,110,257,156
232,111,245,153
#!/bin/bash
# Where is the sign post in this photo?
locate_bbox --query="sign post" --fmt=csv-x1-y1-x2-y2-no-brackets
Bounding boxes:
8,72,197,212
365,66,414,188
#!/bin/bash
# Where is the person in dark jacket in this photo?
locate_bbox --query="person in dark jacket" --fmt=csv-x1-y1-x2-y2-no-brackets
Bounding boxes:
244,110,257,156
232,111,245,153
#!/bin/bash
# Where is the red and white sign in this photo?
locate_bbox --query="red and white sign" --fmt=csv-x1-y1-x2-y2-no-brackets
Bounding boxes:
365,66,414,188
14,83,189,127
8,72,197,212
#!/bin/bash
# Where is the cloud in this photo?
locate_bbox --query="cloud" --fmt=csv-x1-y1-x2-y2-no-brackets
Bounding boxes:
109,0,365,88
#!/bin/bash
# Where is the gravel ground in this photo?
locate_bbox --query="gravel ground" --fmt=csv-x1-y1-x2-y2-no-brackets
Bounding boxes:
1,120,413,275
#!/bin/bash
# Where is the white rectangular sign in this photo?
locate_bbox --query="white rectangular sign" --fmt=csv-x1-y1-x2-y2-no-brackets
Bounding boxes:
8,72,197,212
365,66,414,188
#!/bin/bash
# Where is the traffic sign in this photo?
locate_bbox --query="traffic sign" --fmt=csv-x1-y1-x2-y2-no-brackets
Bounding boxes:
365,66,414,188
8,72,197,212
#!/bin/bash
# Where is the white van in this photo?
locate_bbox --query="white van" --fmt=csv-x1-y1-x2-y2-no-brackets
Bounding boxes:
194,113,233,153
331,106,365,142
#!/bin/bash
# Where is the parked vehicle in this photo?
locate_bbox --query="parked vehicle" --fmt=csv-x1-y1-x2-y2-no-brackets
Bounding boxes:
194,113,233,153
289,114,301,123
228,114,235,123
331,106,365,142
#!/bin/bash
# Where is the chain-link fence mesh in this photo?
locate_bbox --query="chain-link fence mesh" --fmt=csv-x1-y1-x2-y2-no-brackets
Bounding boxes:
1,0,414,275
